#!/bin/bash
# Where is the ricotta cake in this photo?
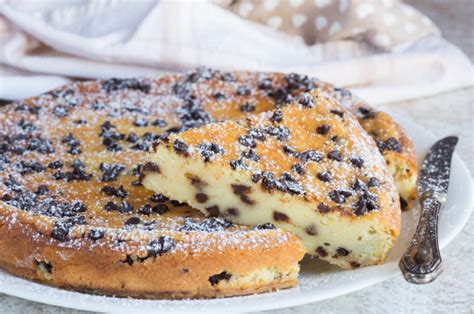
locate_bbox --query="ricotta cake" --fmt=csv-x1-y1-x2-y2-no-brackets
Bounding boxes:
142,90,401,269
0,68,414,298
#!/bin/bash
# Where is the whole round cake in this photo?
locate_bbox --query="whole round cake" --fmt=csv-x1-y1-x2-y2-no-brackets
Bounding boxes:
0,68,416,298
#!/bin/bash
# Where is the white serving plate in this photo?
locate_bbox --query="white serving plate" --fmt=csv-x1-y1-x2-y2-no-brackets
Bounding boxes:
0,116,472,313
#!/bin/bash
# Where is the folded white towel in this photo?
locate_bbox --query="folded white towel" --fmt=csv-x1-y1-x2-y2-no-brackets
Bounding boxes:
0,0,472,103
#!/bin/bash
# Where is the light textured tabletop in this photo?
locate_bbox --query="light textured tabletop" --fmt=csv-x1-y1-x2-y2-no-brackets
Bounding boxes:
1,0,473,313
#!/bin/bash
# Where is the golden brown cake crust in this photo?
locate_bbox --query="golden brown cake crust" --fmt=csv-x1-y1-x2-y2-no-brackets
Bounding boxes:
0,205,301,299
0,68,414,298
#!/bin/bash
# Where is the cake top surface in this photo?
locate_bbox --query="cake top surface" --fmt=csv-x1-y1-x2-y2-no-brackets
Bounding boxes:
0,68,405,253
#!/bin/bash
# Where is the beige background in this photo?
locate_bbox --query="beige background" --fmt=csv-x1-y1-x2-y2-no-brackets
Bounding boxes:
0,0,472,312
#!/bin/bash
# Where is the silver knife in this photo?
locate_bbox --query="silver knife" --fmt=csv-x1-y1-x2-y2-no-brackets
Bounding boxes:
399,136,458,284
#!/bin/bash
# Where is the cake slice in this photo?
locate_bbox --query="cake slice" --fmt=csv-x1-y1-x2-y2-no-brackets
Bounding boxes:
142,90,401,269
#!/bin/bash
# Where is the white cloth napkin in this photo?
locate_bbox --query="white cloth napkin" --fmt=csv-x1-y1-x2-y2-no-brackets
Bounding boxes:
0,0,472,104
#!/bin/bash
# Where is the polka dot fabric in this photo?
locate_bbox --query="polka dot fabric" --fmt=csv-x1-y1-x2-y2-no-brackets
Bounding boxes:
216,0,439,49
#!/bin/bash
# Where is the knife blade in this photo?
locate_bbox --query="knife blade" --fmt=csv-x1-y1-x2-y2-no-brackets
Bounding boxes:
399,136,458,284
418,136,458,197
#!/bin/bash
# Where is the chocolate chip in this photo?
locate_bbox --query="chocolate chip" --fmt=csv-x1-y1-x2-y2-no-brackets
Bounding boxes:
67,146,81,155
238,135,256,148
336,247,350,257
131,180,142,187
283,145,296,156
318,202,331,213
153,203,169,214
358,107,376,119
385,137,401,152
291,163,306,175
306,225,318,236
298,150,322,163
206,205,220,217
150,193,169,203
251,172,262,183
170,200,186,207
240,102,256,112
236,86,251,96
100,163,126,182
51,222,70,241
47,160,63,169
259,78,273,90
230,158,246,170
147,236,176,257
221,72,235,82
152,119,167,128
187,174,205,187
350,156,364,168
126,133,139,143
273,211,290,222
195,193,209,203
261,172,277,191
213,92,226,101
269,87,292,104
51,171,65,180
71,201,87,212
115,186,127,199
298,93,314,107
270,109,283,123
173,139,190,156
353,191,378,215
329,189,352,204
248,128,266,141
12,160,45,175
316,124,330,135
88,229,105,241
264,125,290,141
367,177,380,188
255,223,275,230
198,142,224,162
118,201,133,213
143,162,160,173
400,197,408,211
330,109,344,118
101,185,116,196
231,184,254,205
125,217,141,225
209,271,232,286
279,172,304,195
27,137,55,154
327,150,342,161
350,261,361,268
226,208,239,216
317,172,333,183
104,201,117,211
316,246,328,257
53,106,68,117
102,78,151,93
70,159,85,170
242,149,260,162
122,255,134,266
138,204,153,215
62,133,79,147
351,178,368,192
377,137,402,153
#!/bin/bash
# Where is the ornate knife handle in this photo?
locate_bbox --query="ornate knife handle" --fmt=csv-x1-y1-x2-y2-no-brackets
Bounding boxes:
399,191,446,284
